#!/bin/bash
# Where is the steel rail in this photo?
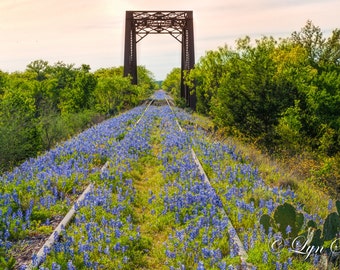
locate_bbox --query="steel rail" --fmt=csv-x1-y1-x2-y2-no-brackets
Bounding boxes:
28,184,93,269
165,98,252,269
135,98,154,127
27,100,155,269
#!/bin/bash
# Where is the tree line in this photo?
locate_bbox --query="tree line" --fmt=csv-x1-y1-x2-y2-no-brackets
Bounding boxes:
0,61,156,172
163,21,340,194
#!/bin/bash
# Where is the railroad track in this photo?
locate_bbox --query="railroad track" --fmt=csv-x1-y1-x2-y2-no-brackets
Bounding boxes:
165,96,251,268
29,90,251,269
28,99,155,269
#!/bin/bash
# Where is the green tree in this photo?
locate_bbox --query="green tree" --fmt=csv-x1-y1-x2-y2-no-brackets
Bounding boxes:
26,59,49,81
137,65,157,91
94,75,132,114
320,28,340,67
0,70,7,96
57,64,97,114
74,64,97,110
162,67,181,96
0,88,41,170
48,61,76,110
291,22,340,154
291,20,325,67
188,46,232,114
94,66,124,78
212,37,290,143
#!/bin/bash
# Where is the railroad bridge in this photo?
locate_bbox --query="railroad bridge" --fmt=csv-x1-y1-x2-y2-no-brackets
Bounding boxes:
123,11,196,110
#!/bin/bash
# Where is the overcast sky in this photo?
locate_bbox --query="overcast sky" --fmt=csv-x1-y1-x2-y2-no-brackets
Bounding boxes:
0,0,339,80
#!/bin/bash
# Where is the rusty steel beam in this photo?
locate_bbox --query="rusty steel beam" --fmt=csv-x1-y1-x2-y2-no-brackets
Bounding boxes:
123,11,196,110
181,11,196,109
124,11,137,84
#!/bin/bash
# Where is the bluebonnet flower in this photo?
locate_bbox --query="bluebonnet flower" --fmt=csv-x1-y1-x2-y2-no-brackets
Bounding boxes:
115,228,121,238
202,247,211,259
123,256,129,263
166,249,176,259
262,252,268,263
232,243,239,258
266,199,275,214
83,251,91,267
237,212,243,222
218,261,227,270
213,249,222,261
67,261,76,270
202,233,208,245
328,199,333,210
4,229,10,241
176,230,185,242
32,254,38,266
287,257,292,266
275,262,282,270
259,199,265,208
51,262,61,270
313,254,320,266
197,261,205,270
114,242,121,251
243,234,249,251
268,227,273,238
104,245,110,255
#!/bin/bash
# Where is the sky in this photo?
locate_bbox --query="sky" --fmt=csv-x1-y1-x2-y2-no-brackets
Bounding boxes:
0,0,339,80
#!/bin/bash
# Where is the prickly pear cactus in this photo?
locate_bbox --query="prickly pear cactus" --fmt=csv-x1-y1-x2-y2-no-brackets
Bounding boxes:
323,212,340,241
260,214,272,234
273,202,304,238
306,220,323,246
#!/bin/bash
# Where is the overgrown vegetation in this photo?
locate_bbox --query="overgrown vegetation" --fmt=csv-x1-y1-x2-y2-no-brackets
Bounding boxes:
0,63,156,172
1,90,338,268
163,21,340,197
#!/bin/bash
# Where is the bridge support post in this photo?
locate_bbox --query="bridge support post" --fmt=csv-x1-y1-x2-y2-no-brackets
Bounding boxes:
181,11,196,110
124,11,137,84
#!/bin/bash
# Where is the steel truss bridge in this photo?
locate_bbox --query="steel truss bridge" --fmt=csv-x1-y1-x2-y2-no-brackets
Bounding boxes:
123,11,196,110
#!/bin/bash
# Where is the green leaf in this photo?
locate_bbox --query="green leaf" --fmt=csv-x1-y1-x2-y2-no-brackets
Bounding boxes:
336,200,340,216
323,212,340,241
260,214,272,234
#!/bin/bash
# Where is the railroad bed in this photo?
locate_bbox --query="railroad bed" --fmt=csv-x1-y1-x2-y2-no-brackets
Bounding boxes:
0,90,326,269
